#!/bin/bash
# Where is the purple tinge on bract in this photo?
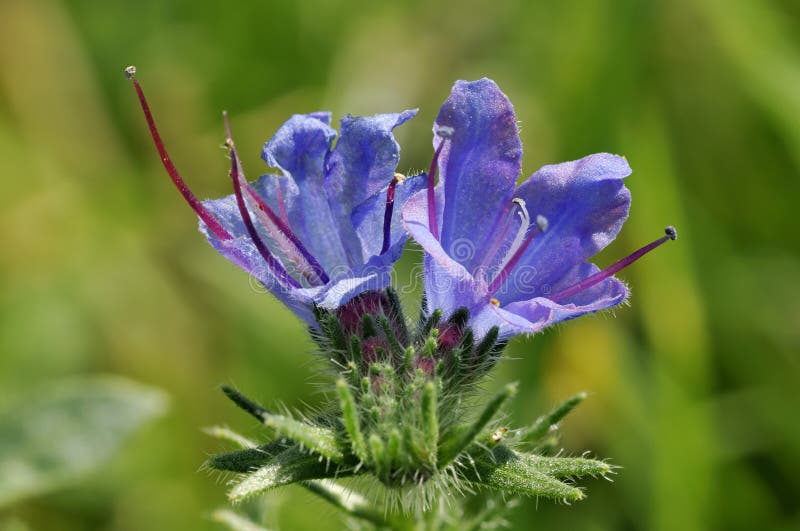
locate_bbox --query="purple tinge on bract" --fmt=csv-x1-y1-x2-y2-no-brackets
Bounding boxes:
402,78,672,340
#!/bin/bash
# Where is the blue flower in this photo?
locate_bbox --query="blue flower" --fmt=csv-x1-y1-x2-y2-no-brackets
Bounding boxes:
402,78,675,339
127,68,424,326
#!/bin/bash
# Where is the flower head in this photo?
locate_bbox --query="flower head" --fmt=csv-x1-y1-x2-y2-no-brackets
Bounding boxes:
126,66,424,325
402,78,675,339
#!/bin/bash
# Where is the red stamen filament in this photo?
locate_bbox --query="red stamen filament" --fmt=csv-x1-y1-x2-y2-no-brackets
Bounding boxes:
475,201,515,274
550,226,677,302
273,175,290,225
426,141,445,240
487,228,538,296
380,174,401,255
125,66,231,241
225,122,300,290
223,113,328,287
242,183,329,284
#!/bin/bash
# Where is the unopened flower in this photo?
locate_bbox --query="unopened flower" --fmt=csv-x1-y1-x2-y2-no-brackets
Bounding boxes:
403,78,675,339
126,66,423,325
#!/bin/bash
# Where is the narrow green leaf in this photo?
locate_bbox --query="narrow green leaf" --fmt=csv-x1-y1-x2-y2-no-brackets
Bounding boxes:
467,446,584,502
515,392,587,443
207,440,288,473
336,379,368,462
221,386,270,422
228,447,348,502
260,413,344,463
522,454,611,478
439,383,517,466
0,376,167,507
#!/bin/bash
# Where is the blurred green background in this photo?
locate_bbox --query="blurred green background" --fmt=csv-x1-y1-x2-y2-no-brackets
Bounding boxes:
1,0,798,529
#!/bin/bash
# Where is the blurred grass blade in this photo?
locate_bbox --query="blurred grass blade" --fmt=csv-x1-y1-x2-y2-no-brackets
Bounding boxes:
0,376,167,508
301,480,390,527
211,509,271,531
204,426,257,450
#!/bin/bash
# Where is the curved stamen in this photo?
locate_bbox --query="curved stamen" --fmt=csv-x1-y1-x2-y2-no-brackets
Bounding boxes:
549,226,678,302
492,198,530,277
124,66,231,241
225,120,300,290
486,210,548,296
426,126,452,240
272,175,290,225
243,184,329,285
223,113,329,285
474,201,515,275
380,174,402,255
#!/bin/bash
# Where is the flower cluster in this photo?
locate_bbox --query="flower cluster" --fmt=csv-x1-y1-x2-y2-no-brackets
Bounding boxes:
126,66,674,526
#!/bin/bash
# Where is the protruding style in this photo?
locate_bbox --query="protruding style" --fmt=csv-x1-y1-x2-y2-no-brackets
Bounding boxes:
127,68,426,324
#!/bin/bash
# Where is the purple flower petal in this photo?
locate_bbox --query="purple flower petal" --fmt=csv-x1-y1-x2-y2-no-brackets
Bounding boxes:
326,110,417,211
435,79,522,274
492,153,631,304
352,173,426,265
260,114,356,271
503,262,628,331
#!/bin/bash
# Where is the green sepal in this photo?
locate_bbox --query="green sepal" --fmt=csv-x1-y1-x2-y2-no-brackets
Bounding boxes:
360,314,377,339
336,379,368,462
514,392,587,443
349,335,363,364
416,309,442,343
447,307,470,328
471,326,501,375
320,312,347,353
421,380,439,466
369,434,388,480
376,314,406,359
384,287,409,344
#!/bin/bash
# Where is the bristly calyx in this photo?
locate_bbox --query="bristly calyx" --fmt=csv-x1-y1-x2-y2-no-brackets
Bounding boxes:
207,288,612,515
